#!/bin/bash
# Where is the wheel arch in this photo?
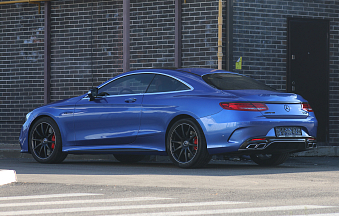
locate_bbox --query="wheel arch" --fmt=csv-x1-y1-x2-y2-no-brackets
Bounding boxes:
28,115,61,153
165,114,205,146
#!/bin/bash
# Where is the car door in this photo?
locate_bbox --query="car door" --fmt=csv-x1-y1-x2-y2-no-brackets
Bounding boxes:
136,74,192,150
73,73,155,146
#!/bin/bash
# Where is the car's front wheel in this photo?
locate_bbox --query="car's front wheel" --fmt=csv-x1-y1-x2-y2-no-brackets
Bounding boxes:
29,117,67,163
250,153,289,166
167,119,211,168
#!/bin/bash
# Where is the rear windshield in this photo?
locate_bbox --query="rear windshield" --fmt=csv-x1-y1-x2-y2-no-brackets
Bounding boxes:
202,73,276,91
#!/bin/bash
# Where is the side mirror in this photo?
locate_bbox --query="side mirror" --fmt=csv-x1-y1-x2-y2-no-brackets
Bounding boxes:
88,88,98,101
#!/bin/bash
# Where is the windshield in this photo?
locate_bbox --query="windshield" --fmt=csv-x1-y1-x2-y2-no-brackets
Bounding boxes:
202,73,276,91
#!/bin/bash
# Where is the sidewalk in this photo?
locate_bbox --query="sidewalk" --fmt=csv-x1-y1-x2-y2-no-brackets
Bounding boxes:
1,143,339,186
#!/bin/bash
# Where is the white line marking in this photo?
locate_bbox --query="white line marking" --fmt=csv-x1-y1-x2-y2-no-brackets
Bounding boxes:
0,197,173,208
0,201,248,216
0,193,102,201
105,205,337,216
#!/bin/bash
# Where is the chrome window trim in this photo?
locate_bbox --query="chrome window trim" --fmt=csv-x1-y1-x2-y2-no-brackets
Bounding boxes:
144,89,192,96
82,72,194,100
81,93,143,100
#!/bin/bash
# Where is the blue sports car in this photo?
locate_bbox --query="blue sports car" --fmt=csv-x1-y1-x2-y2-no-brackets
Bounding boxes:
19,68,317,168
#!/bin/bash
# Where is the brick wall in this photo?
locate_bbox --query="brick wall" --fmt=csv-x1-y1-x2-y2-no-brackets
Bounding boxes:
0,3,45,144
1,0,339,145
130,0,175,69
0,0,124,144
181,0,219,68
50,0,123,102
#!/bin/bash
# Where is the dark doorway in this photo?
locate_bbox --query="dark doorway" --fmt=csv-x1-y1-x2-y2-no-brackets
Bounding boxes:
287,18,329,143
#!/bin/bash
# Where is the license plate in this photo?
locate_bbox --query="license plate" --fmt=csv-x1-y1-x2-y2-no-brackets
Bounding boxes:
275,127,302,137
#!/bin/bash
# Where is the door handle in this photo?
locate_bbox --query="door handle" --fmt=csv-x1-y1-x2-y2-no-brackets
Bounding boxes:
125,98,137,103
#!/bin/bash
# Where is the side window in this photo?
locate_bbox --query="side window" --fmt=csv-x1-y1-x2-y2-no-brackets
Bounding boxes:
146,74,190,93
99,73,155,95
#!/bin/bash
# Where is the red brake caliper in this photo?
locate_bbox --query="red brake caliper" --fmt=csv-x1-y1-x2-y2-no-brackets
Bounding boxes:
193,137,198,150
51,135,55,149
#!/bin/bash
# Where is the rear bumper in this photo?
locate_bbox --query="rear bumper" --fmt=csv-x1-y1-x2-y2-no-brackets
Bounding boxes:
199,109,317,155
238,137,317,154
207,137,316,156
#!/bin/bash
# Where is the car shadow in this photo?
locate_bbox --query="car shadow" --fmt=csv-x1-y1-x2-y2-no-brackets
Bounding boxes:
3,155,339,177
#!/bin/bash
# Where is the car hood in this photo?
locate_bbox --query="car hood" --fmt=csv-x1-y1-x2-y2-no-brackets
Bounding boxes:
41,95,85,109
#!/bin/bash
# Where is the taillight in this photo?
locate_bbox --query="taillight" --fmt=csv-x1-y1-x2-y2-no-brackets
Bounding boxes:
219,102,268,111
302,103,313,112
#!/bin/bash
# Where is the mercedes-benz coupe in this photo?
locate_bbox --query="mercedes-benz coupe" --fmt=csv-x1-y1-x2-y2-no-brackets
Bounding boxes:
19,68,317,168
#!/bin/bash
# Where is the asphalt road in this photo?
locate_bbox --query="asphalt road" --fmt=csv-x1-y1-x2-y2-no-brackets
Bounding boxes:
1,155,339,215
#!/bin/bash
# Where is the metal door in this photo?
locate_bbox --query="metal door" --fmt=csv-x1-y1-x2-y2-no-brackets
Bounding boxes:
287,18,329,143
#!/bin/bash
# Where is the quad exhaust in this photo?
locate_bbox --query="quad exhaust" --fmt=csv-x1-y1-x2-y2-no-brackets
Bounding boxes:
240,137,317,152
246,143,266,149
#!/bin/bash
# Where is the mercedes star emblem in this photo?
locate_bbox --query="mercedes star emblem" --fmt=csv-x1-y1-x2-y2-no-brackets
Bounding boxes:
284,105,291,112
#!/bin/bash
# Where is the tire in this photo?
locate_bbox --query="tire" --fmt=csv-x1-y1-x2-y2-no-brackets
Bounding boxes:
29,117,67,164
113,154,145,163
250,153,289,166
166,118,211,168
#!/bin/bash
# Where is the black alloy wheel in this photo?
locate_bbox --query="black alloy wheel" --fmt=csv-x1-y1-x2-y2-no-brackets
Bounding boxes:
167,119,211,168
29,117,67,163
250,153,289,166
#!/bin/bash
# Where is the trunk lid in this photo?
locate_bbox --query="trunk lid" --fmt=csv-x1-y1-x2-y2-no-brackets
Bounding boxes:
223,90,309,119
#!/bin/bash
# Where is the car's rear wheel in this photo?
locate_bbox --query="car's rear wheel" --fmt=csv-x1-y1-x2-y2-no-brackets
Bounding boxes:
113,154,145,163
167,119,211,168
29,117,67,163
250,153,289,166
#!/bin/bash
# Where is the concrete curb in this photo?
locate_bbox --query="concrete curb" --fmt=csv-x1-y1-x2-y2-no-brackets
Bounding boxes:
0,170,17,186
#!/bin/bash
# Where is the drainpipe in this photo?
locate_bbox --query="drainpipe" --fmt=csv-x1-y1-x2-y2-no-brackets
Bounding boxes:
123,0,130,72
175,0,182,68
44,1,51,104
217,0,223,70
226,0,233,71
